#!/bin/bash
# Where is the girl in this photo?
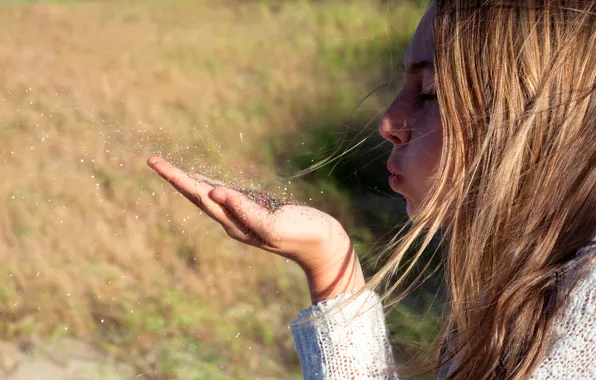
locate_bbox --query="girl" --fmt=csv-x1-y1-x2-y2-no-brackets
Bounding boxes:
147,1,596,379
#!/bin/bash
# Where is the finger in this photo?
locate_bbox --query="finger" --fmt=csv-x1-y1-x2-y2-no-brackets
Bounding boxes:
147,156,189,185
199,195,265,245
189,173,226,188
147,156,215,215
148,157,263,245
148,157,209,201
209,187,273,241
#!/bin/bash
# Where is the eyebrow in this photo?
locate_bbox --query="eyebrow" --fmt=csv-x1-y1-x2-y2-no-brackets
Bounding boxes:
401,60,433,74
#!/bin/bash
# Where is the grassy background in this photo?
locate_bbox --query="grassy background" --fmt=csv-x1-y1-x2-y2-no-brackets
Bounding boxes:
0,0,439,378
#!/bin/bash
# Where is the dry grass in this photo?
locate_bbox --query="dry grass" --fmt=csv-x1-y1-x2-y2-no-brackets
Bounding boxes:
0,0,423,378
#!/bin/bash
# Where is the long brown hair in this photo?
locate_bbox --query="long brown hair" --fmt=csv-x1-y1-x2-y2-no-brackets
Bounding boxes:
306,1,596,379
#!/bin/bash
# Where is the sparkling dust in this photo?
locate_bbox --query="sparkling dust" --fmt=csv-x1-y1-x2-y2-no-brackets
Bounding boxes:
199,178,293,213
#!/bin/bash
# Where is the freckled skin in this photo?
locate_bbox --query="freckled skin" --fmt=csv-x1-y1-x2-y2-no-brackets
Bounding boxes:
378,6,442,217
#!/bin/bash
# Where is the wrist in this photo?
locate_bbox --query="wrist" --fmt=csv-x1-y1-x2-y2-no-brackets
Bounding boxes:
305,247,365,304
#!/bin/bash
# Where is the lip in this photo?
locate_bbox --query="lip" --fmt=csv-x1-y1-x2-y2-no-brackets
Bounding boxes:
389,174,404,192
387,162,404,192
387,161,404,192
387,162,400,176
387,162,403,177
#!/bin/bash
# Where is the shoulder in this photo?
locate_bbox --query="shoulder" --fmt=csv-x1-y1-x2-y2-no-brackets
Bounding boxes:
557,246,596,326
530,251,596,378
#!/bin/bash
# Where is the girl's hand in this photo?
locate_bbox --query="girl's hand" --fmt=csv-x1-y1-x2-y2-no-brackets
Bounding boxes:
147,156,365,303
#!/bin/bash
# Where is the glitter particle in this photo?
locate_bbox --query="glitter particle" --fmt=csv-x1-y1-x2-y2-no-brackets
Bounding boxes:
199,178,293,213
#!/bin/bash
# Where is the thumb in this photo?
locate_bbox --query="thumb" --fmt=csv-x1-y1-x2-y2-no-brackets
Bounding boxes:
209,187,273,240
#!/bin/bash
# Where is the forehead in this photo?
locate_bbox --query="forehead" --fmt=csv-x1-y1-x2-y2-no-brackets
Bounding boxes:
404,6,435,68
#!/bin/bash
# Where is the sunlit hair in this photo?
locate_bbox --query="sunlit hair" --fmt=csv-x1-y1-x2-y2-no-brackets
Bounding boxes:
293,1,596,379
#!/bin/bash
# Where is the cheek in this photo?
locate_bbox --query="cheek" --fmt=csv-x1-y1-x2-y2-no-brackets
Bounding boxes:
423,121,443,174
413,118,441,160
424,106,443,156
407,114,443,190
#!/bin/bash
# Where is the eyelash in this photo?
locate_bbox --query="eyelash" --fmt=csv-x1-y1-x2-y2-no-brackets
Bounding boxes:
420,93,437,102
413,92,437,108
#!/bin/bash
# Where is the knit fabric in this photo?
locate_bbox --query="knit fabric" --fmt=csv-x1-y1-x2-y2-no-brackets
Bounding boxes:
529,256,596,379
292,249,595,379
292,291,398,379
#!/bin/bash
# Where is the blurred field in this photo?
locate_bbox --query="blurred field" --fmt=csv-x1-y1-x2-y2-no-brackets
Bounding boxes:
0,0,431,378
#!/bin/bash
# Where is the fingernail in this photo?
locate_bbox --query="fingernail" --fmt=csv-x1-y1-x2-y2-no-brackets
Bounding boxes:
147,156,161,168
210,188,227,203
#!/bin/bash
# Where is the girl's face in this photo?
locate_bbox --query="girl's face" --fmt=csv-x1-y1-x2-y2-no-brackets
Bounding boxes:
378,7,442,217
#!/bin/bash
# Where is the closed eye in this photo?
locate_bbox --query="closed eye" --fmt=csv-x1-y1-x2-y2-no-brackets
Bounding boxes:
414,92,437,108
421,93,437,102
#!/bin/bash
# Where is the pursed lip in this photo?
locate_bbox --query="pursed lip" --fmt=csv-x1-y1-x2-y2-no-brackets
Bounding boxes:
387,161,404,193
387,162,402,177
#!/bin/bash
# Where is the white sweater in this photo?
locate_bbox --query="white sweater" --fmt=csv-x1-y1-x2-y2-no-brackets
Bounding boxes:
291,248,596,379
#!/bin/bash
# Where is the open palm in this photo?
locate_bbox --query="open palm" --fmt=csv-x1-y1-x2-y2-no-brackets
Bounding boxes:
147,156,362,288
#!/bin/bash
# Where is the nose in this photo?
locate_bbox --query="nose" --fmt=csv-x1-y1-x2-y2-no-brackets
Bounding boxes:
378,97,411,146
